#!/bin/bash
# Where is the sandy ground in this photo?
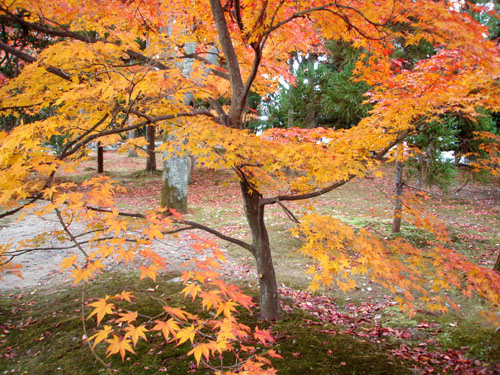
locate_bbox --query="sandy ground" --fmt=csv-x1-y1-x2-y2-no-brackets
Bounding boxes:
0,212,206,291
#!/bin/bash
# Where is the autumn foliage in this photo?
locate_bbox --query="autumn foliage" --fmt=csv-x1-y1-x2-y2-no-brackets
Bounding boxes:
1,0,500,373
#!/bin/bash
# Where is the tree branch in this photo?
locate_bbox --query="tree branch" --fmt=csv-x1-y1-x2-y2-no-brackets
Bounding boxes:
181,53,230,81
210,0,245,127
260,178,353,206
61,110,215,159
59,114,110,159
264,2,388,41
233,0,244,31
0,11,101,43
182,219,254,253
0,40,35,62
85,205,254,253
275,199,300,224
0,40,73,81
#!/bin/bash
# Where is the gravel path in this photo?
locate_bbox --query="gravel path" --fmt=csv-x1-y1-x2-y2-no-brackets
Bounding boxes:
0,212,206,291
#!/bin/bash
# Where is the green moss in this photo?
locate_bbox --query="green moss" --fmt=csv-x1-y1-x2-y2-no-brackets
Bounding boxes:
0,272,414,375
270,311,411,375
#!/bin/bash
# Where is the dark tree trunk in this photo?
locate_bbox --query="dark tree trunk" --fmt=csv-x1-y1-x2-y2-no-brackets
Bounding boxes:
494,250,500,273
240,181,280,320
97,142,104,173
417,153,424,189
145,125,156,172
392,160,404,233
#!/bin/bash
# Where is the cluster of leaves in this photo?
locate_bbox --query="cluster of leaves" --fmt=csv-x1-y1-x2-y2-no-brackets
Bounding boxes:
83,236,281,374
293,212,500,321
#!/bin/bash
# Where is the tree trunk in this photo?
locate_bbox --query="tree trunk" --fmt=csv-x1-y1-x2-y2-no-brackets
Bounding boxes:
97,142,104,173
160,128,189,213
494,250,500,273
392,160,404,233
145,125,156,172
160,155,189,213
128,130,138,157
240,182,280,320
188,155,195,184
417,153,424,188
160,41,197,211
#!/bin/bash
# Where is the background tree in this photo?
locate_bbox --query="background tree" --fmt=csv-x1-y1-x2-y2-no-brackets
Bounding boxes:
261,41,370,130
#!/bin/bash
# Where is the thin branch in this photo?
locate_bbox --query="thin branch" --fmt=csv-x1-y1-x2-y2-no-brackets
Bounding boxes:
0,198,38,219
125,49,169,70
86,205,145,218
0,103,40,112
266,3,336,35
233,0,244,31
453,176,470,194
54,208,89,259
181,53,230,81
5,236,138,257
0,40,35,62
264,2,388,41
59,114,110,159
208,97,228,123
403,183,441,197
0,170,57,219
81,286,114,375
241,44,262,112
276,200,300,224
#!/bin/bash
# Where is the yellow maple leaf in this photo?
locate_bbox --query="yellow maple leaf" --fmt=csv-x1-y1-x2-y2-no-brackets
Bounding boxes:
124,324,148,347
176,324,197,345
87,325,113,348
71,266,93,285
181,283,202,301
215,300,238,318
59,254,78,271
164,306,193,321
187,342,212,365
105,335,135,361
199,290,222,311
87,298,115,325
138,264,160,281
117,311,138,324
115,290,134,302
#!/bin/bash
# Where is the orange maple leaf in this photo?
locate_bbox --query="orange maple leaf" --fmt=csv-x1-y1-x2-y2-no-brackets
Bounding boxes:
253,328,275,346
152,318,180,342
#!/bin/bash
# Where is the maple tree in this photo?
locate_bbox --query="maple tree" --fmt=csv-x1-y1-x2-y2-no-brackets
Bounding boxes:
1,0,500,373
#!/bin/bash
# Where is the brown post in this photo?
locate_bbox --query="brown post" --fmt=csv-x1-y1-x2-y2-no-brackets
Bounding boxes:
97,142,104,173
